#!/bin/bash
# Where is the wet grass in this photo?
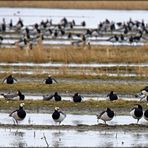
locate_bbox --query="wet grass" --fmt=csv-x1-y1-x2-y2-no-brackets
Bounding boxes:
0,123,148,131
0,72,147,82
0,99,147,112
0,82,145,94
0,1,148,10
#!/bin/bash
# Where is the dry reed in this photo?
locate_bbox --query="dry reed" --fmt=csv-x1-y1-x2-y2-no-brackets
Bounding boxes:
0,45,147,64
0,1,148,10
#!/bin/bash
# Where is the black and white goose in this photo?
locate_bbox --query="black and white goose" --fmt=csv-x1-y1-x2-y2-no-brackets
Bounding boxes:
9,103,26,124
144,109,148,121
53,92,61,101
72,93,83,103
43,75,58,84
130,104,143,123
43,92,61,101
1,90,25,100
97,108,114,124
1,92,18,100
2,74,17,84
107,91,118,101
52,107,66,125
135,86,148,101
17,90,25,100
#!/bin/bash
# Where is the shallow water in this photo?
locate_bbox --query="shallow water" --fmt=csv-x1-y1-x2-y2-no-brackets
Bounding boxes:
0,128,148,147
0,128,147,147
1,113,147,126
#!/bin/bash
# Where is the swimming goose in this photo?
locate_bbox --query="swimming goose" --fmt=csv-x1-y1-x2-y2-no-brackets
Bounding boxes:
9,103,26,124
52,107,66,125
130,104,143,123
97,108,114,124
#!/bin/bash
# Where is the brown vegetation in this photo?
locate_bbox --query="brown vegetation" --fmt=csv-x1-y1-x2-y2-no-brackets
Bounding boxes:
0,45,148,63
0,1,148,10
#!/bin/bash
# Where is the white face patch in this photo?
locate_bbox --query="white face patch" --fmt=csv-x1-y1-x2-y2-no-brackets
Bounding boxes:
20,103,24,107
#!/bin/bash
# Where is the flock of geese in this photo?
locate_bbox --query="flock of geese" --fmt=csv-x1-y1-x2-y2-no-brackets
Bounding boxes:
0,17,148,48
1,74,148,125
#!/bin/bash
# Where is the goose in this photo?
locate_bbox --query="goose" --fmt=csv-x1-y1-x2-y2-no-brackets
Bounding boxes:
43,93,54,101
43,75,57,84
2,74,17,84
43,92,61,101
135,86,148,101
144,109,148,121
107,35,119,43
0,35,3,45
53,92,62,101
52,107,66,125
130,104,143,123
9,103,26,124
97,108,114,124
17,90,25,100
1,92,18,100
72,93,83,103
107,91,118,101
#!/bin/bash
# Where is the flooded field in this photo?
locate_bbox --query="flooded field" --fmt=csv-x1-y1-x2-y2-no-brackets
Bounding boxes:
0,7,147,147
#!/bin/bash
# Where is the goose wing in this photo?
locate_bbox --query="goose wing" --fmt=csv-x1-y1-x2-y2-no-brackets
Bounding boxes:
97,111,106,119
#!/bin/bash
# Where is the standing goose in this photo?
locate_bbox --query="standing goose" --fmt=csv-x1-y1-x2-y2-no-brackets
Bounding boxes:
97,108,114,124
130,104,143,123
9,103,26,124
72,93,83,103
52,107,66,125
107,91,118,101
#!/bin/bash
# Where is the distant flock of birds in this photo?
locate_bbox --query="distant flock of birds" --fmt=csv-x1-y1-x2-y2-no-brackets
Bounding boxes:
1,74,148,125
0,17,148,48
